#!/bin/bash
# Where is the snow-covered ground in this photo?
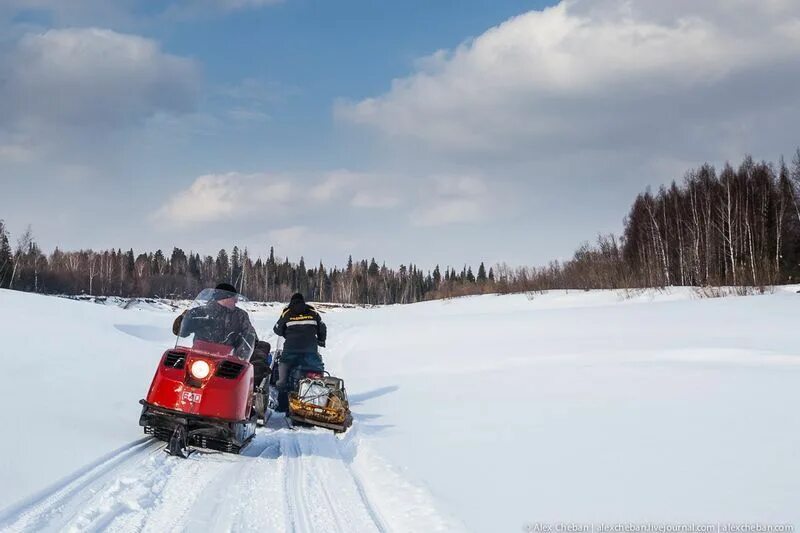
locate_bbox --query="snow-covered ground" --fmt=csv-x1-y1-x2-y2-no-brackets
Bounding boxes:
1,287,799,531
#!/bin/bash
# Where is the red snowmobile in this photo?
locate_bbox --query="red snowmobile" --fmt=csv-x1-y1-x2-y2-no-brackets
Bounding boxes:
138,288,264,457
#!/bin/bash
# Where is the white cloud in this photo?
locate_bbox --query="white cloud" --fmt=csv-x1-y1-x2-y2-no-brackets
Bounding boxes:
309,171,359,203
0,28,199,165
413,199,484,227
309,170,403,209
351,191,401,209
153,169,402,227
412,176,491,227
152,173,293,225
1,28,199,130
337,0,800,157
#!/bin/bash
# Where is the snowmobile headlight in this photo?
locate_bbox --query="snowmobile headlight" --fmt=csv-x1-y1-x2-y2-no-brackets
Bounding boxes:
190,360,211,379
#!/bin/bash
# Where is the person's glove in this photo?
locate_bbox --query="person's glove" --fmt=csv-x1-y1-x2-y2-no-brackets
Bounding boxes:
224,331,242,345
318,340,326,348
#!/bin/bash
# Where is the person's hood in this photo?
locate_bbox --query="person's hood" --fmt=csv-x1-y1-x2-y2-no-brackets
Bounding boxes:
289,301,308,314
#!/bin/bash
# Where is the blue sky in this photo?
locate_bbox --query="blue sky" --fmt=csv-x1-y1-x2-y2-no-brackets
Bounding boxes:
146,0,544,171
1,0,799,269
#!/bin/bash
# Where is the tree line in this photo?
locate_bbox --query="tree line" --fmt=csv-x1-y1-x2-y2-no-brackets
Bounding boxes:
495,150,800,291
0,226,497,304
622,153,800,287
2,150,799,302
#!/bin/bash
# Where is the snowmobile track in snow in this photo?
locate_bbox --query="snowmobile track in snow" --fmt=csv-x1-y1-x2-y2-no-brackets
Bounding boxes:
0,438,164,533
278,426,383,533
0,418,391,533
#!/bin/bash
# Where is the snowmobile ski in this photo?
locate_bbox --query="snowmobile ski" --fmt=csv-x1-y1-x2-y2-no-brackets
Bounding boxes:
165,426,194,458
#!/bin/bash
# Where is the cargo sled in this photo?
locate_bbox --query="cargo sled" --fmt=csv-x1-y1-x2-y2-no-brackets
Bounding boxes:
288,371,353,433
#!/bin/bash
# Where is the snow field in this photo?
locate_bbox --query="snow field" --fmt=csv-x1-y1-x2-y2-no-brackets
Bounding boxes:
1,287,799,532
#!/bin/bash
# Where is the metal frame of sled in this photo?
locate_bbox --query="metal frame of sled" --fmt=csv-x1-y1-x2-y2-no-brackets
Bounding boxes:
287,374,353,433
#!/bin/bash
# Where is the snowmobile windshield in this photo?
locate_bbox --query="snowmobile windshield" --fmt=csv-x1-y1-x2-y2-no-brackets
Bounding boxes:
175,288,255,360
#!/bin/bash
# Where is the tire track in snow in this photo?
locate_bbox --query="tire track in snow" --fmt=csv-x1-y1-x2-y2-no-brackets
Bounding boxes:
63,454,181,533
60,443,231,532
280,425,382,533
178,427,285,532
0,438,163,533
224,429,286,532
311,458,349,533
120,450,230,533
305,430,382,533
340,448,389,533
1,419,449,533
281,434,314,533
297,436,349,533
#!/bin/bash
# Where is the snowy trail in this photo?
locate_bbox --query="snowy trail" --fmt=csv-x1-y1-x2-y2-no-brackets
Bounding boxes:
0,417,400,533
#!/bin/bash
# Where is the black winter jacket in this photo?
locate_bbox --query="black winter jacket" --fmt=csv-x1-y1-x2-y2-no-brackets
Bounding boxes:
273,302,327,354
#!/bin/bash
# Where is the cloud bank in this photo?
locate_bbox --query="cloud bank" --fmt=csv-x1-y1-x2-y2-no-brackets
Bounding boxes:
338,0,800,158
0,28,200,163
2,28,199,129
153,170,404,227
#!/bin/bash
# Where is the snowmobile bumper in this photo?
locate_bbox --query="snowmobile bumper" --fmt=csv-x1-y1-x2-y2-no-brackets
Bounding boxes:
138,400,256,454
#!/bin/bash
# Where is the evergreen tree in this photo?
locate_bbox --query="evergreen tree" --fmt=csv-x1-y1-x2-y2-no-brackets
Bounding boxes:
368,258,379,277
170,248,187,275
231,246,241,285
152,250,167,276
0,220,12,288
477,262,487,283
297,256,309,297
215,249,229,282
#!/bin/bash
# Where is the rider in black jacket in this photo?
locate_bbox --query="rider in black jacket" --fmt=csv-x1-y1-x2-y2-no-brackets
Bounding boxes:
273,292,326,392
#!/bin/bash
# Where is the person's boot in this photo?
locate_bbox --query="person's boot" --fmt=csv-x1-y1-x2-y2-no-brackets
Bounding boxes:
276,389,289,413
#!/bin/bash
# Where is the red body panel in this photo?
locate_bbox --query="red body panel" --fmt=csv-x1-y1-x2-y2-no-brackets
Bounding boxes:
146,344,254,421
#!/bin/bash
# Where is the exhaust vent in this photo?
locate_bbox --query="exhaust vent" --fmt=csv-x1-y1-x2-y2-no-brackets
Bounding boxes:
216,361,244,379
164,351,186,369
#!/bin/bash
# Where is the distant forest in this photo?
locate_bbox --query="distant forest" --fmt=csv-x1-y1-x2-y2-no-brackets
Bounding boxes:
0,231,495,304
2,150,800,303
